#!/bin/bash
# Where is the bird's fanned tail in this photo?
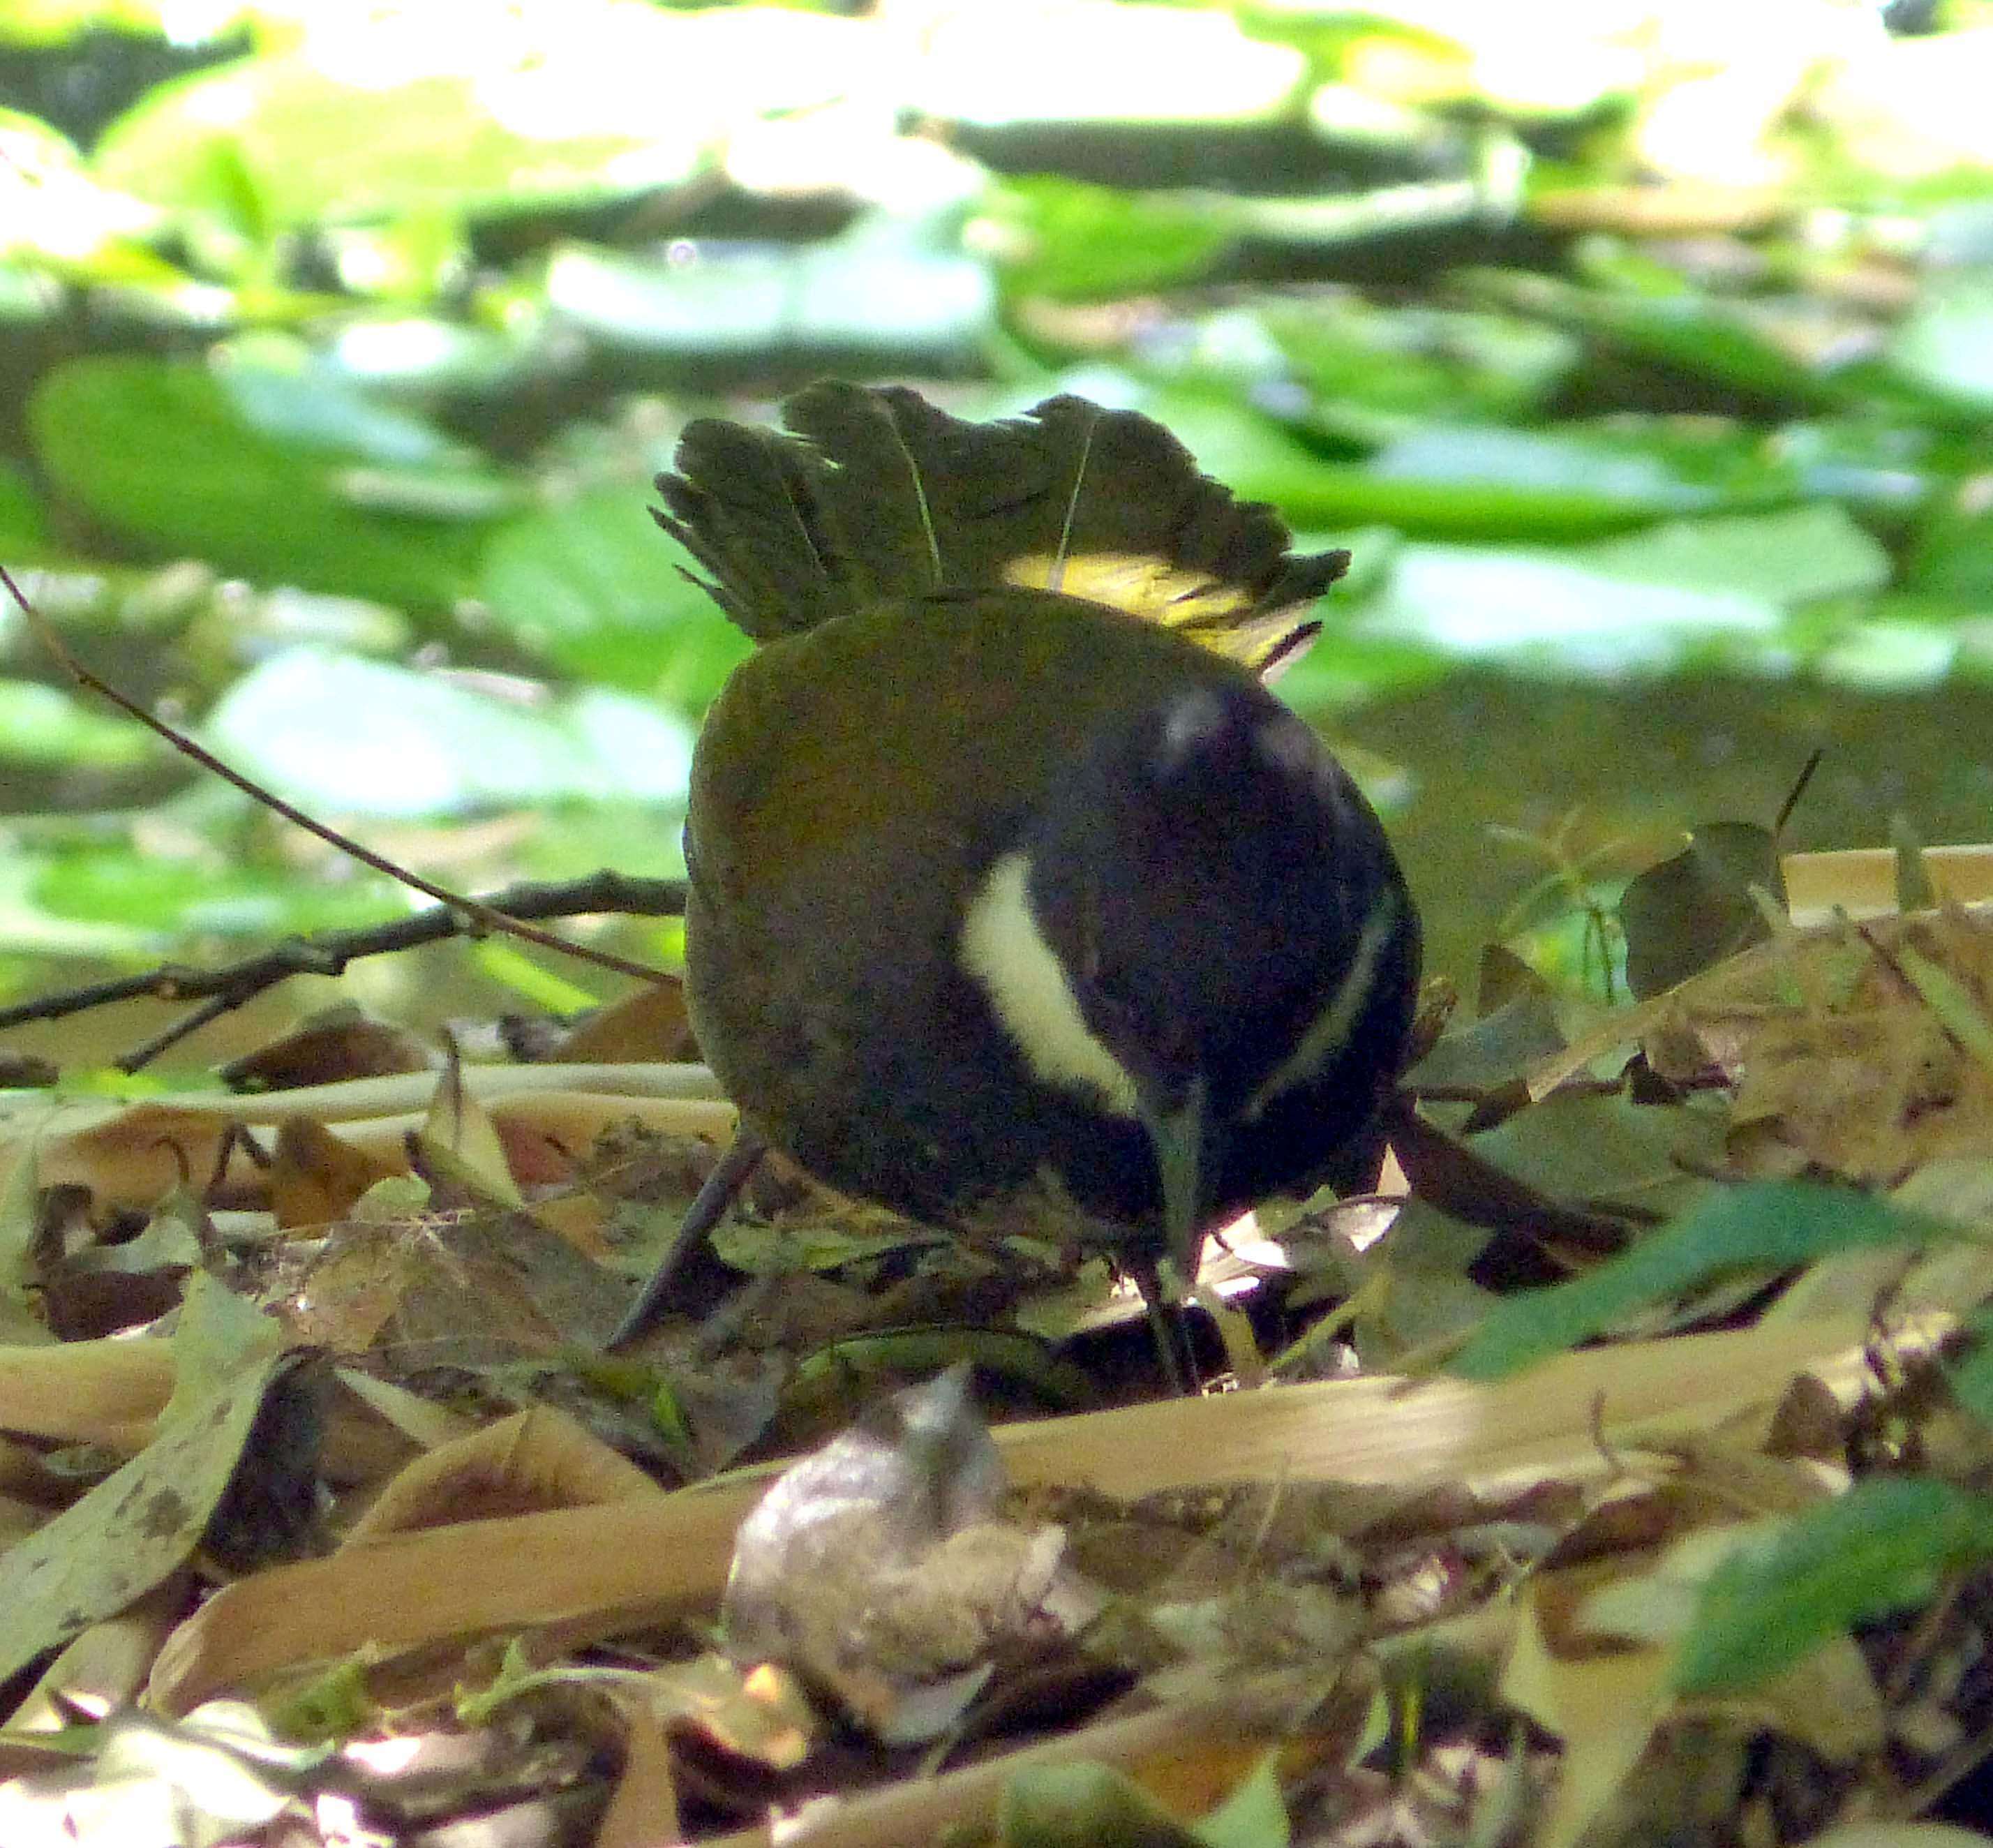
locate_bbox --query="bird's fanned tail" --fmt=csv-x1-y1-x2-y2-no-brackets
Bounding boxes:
654,383,1348,672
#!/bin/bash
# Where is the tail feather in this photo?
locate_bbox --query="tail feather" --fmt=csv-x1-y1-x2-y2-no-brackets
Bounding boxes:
652,421,853,640
655,383,1348,668
780,385,950,598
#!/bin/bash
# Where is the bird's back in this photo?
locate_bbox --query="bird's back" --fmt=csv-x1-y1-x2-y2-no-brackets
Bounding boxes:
654,381,1400,1238
683,588,1260,1223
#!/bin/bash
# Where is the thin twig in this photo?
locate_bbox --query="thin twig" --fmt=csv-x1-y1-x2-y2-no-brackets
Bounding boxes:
116,993,243,1073
0,562,671,988
1774,746,1826,839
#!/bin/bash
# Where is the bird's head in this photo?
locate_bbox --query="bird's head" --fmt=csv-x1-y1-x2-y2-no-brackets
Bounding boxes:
959,678,1412,1277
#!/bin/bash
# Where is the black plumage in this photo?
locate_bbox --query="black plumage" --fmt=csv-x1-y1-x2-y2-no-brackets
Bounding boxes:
616,385,1419,1348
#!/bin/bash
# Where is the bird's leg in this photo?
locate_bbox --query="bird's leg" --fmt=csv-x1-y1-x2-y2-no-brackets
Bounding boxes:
606,1126,768,1349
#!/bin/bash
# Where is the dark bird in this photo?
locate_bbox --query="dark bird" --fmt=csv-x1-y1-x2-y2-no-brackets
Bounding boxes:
610,384,1419,1369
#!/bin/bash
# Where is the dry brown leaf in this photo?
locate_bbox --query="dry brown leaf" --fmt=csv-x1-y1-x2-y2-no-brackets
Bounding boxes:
0,1066,728,1212
345,1405,659,1543
1784,845,1993,927
326,1366,475,1471
695,1671,1340,1848
994,1313,1925,1501
553,982,696,1065
490,1093,736,1165
147,1489,738,1715
384,1208,629,1360
144,1313,1918,1727
278,1221,404,1353
523,1188,615,1258
1533,899,1993,1202
0,1337,177,1454
593,1694,683,1848
1740,1632,1888,1765
1807,1826,1993,1847
329,1093,736,1178
8,1099,242,1214
1529,179,1787,234
416,1057,524,1207
220,1007,435,1091
1502,1571,1666,1848
268,1118,401,1231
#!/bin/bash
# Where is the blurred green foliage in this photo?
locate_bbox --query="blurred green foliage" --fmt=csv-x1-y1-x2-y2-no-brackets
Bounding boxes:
3,0,1993,1002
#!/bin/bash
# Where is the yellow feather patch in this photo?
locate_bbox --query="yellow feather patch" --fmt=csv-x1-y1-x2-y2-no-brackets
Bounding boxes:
1003,552,1315,673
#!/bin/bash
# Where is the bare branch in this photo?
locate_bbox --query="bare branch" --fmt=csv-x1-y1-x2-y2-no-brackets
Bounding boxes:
0,563,673,988
0,871,687,1057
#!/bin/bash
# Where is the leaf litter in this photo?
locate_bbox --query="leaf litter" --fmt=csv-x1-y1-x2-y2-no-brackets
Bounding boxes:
8,847,1993,1843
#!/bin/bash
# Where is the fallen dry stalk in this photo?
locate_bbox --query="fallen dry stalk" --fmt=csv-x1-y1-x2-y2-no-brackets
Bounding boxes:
144,1309,1921,1717
0,1064,733,1208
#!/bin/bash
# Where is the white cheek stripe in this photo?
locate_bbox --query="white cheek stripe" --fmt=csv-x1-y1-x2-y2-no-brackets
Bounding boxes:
959,851,1143,1119
1244,885,1401,1121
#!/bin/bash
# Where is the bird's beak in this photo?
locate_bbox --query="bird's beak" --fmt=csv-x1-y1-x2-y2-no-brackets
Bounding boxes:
1139,1071,1216,1290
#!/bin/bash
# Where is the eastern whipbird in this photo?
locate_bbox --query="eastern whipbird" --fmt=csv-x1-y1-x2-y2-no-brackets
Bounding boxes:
609,384,1420,1380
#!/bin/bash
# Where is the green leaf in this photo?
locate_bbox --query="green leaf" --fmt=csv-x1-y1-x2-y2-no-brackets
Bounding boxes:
202,647,693,817
1276,626,1452,709
1468,1090,1725,1216
1488,273,1886,417
29,357,500,609
325,310,565,398
0,856,156,960
544,222,994,366
1575,504,1890,608
1888,268,1993,412
1810,611,1961,692
93,8,876,232
1368,424,1719,511
506,800,687,887
1353,544,1782,673
1949,1310,1993,1431
1896,941,1993,1075
1001,1761,1201,1848
987,177,1231,303
0,1,193,42
1620,822,1782,999
1406,987,1566,1092
0,680,153,768
477,486,752,703
1151,396,1699,541
0,105,161,272
1261,299,1578,425
1449,1182,1948,1380
216,338,473,468
1190,1753,1290,1848
1676,1477,1993,1694
470,941,601,1014
0,460,52,556
92,33,700,230
1907,498,1993,604
999,1752,1289,1848
32,849,401,941
0,1271,292,1690
1352,498,1893,677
